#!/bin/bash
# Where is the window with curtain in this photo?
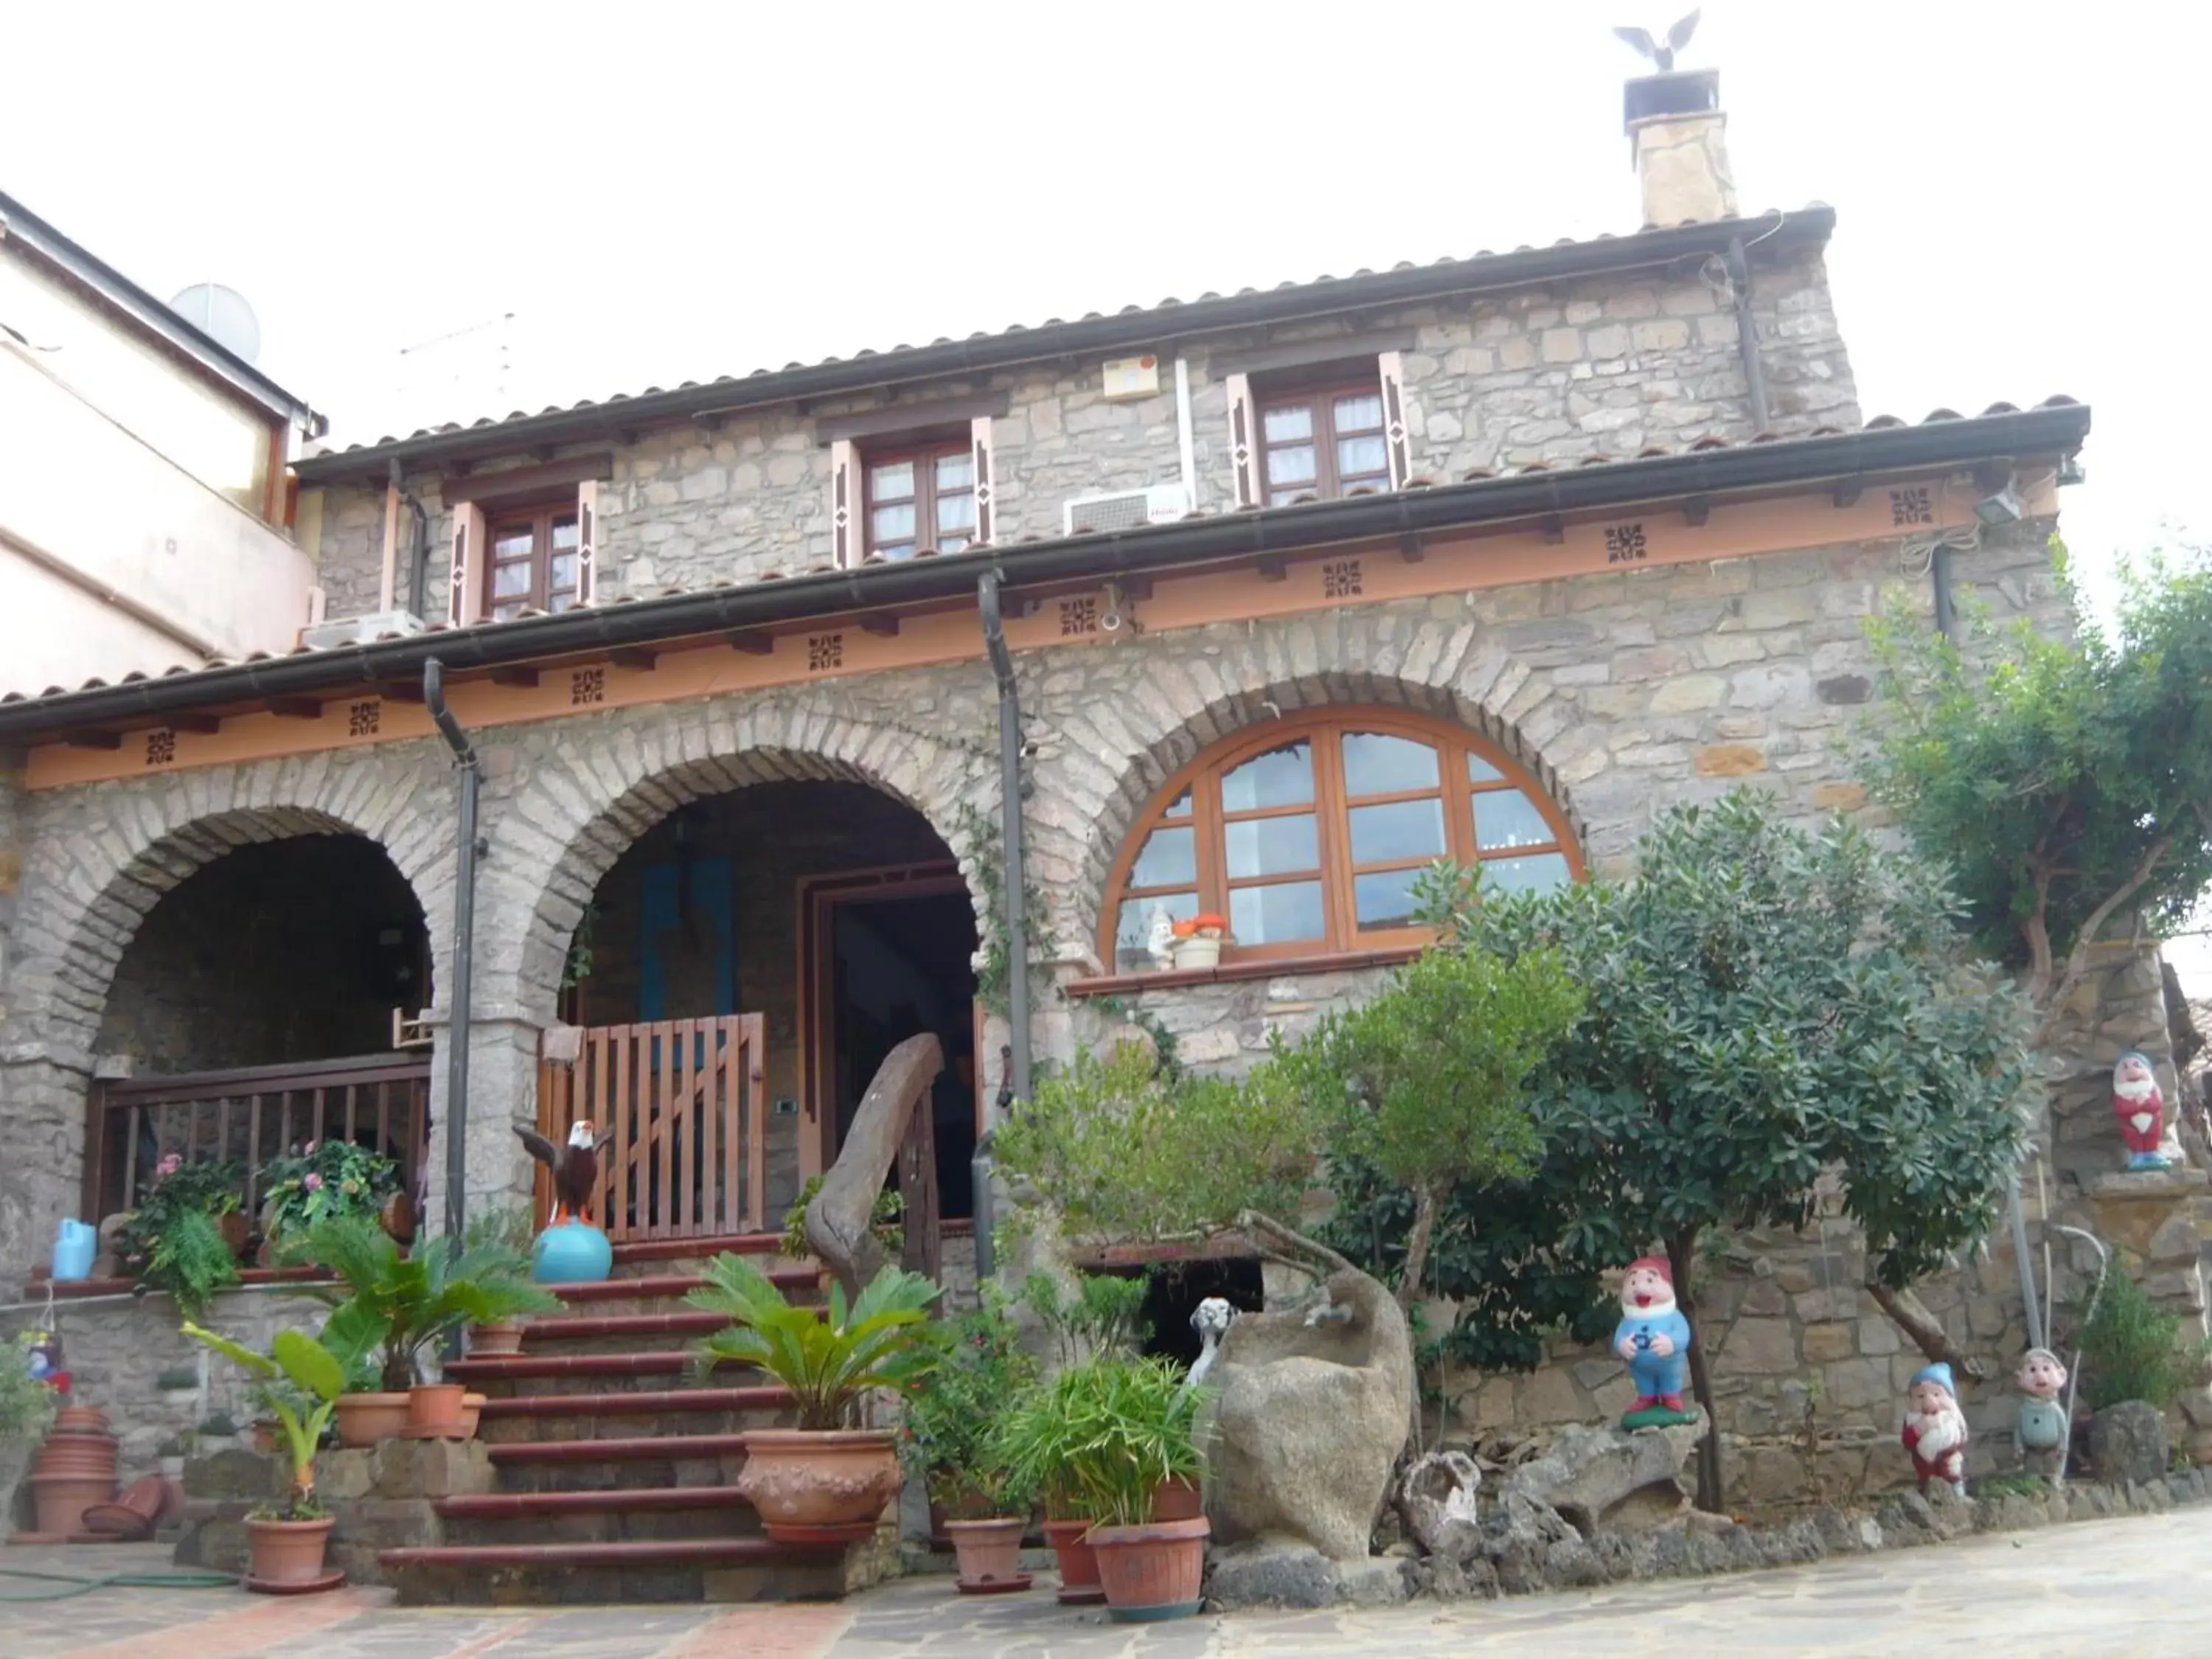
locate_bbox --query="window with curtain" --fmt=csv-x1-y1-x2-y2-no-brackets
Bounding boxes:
1102,709,1579,973
865,443,976,560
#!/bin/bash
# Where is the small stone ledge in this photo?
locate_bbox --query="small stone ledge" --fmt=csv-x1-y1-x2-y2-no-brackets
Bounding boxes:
2087,1166,2209,1202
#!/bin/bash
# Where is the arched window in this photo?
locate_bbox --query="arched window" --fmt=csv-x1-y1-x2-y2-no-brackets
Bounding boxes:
1102,709,1581,973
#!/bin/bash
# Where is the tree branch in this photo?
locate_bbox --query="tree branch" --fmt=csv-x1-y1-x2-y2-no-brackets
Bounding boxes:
1866,1281,1989,1381
1234,1210,1360,1279
2031,829,2174,1045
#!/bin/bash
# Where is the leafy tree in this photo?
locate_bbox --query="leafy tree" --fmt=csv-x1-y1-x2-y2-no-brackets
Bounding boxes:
1387,792,2038,1508
1861,552,2212,1040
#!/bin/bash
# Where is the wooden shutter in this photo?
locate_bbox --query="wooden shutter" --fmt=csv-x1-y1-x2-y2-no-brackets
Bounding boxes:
970,416,996,544
830,439,860,566
1225,372,1262,509
574,479,599,605
448,502,485,627
1378,351,1413,490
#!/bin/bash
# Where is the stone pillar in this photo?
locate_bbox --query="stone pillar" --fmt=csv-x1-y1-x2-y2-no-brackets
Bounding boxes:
420,1012,543,1238
1624,69,1738,227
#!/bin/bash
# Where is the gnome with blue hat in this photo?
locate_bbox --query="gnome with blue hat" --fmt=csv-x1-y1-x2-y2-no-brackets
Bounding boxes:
1902,1361,1969,1498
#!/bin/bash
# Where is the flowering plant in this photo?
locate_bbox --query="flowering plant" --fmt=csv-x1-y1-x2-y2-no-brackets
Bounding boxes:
260,1139,399,1247
116,1155,246,1318
1170,914,1229,940
897,1287,1039,1516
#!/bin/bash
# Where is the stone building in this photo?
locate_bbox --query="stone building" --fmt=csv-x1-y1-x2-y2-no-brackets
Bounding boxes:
0,65,2194,1511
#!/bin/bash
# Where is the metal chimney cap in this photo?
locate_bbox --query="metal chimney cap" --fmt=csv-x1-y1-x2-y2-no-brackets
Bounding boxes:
1624,66,1721,133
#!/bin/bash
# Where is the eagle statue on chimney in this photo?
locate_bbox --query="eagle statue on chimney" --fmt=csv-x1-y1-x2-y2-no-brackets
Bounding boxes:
517,1120,614,1227
1614,8,1701,72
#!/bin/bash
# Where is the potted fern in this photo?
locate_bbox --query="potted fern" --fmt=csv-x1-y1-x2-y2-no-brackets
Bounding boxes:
180,1322,348,1590
688,1255,942,1543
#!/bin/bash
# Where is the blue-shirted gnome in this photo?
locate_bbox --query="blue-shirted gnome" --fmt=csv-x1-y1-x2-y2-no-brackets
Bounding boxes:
1614,1256,1694,1426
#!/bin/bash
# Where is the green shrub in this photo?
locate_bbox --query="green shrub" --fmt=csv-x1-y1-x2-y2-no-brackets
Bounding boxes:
2068,1270,2212,1411
0,1334,58,1445
897,1289,1038,1516
145,1208,240,1320
1020,1269,1150,1368
258,1140,399,1246
993,1357,1206,1528
688,1256,942,1430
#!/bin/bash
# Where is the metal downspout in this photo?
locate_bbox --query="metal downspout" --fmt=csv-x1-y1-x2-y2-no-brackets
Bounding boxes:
406,493,431,620
1724,239,1772,434
975,573,1033,1281
423,658,481,1242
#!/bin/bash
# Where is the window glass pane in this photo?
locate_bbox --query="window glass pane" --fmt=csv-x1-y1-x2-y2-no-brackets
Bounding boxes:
1482,852,1572,896
491,600,525,623
1265,444,1316,487
550,552,578,589
1116,891,1198,972
1333,392,1383,431
939,535,969,555
1262,403,1313,443
492,526,535,559
550,515,580,549
1475,789,1555,852
1225,813,1318,878
1269,488,1310,507
1220,740,1313,811
1162,790,1192,819
935,451,973,490
1467,751,1506,784
547,591,577,613
492,561,532,597
1342,731,1439,796
872,503,916,543
936,491,976,533
1354,869,1427,931
1230,880,1324,945
1130,824,1196,889
869,460,914,499
875,542,916,562
1338,434,1388,479
1349,799,1444,864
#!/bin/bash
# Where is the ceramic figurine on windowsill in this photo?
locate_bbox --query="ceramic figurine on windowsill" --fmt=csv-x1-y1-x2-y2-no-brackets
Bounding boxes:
2112,1051,2174,1171
1145,906,1178,971
1614,1256,1697,1428
2014,1347,2070,1481
1902,1362,1969,1498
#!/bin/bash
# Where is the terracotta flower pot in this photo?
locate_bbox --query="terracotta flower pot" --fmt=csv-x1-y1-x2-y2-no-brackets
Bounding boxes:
252,1420,280,1455
406,1382,470,1439
1043,1516,1106,1604
334,1392,411,1447
53,1407,109,1434
30,1472,115,1534
1151,1474,1203,1521
246,1515,336,1587
470,1319,524,1356
735,1429,902,1543
459,1394,486,1439
218,1211,251,1262
945,1515,1031,1594
1088,1515,1209,1622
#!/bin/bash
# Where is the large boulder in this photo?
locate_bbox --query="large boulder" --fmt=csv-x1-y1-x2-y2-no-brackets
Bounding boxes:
2089,1399,2171,1484
1498,1419,1704,1536
1204,1262,1414,1562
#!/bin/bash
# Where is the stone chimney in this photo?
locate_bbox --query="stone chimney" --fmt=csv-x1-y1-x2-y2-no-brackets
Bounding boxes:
1625,66,1737,226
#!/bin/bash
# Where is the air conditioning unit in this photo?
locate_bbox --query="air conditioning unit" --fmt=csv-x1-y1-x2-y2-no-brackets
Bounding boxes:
300,609,428,651
1062,483,1192,537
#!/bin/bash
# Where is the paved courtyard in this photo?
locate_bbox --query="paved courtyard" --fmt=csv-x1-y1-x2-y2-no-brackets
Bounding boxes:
2,1510,2199,1658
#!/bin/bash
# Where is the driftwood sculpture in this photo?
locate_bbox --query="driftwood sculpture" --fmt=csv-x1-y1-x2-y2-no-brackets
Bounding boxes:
803,1032,942,1301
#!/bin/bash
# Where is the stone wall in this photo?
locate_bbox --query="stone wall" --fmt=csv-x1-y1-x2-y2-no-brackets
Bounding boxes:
301,243,1854,617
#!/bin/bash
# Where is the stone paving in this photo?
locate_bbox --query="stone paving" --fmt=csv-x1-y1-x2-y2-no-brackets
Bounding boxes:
3,1512,2202,1658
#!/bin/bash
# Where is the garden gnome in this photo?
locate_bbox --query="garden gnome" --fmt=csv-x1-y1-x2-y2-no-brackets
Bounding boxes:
1145,905,1177,971
2014,1347,2070,1481
2112,1050,2172,1170
1613,1256,1695,1427
1902,1361,1969,1498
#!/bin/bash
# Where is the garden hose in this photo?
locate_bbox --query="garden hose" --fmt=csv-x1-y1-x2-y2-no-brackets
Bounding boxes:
0,1565,238,1601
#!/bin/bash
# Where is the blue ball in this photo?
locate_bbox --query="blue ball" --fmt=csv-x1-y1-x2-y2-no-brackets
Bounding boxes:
532,1220,613,1284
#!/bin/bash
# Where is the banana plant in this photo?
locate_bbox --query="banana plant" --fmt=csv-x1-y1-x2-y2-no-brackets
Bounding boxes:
686,1255,944,1430
181,1322,347,1518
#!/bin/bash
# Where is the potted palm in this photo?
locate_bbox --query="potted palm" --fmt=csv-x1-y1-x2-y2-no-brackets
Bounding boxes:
291,1214,557,1442
462,1205,539,1354
180,1321,348,1590
898,1290,1039,1594
689,1255,942,1543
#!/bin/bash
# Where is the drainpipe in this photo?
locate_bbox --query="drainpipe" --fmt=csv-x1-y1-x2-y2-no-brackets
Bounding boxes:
1930,543,1961,644
1724,239,1772,435
405,492,431,621
423,658,481,1242
975,572,1034,1281
1174,355,1199,510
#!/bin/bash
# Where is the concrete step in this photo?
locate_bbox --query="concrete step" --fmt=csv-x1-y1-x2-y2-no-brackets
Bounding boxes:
607,1234,794,1279
445,1352,751,1397
546,1267,819,1319
436,1484,761,1545
476,1384,796,1439
377,1535,852,1605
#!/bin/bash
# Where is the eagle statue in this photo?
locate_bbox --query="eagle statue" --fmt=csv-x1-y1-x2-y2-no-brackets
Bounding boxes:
516,1119,613,1227
1613,9,1701,72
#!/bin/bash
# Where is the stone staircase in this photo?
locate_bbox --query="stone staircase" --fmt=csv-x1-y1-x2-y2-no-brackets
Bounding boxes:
377,1234,897,1604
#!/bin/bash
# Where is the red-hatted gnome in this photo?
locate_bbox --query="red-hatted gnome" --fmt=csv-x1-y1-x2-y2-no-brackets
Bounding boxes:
2112,1050,2173,1171
517,1120,613,1225
1613,1256,1695,1426
1902,1361,1969,1498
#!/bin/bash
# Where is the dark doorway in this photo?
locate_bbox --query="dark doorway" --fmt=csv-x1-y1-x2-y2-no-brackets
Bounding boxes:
1139,1258,1266,1368
826,888,979,1216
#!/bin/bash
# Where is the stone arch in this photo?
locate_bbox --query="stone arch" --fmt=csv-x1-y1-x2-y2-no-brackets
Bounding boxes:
482,695,999,1023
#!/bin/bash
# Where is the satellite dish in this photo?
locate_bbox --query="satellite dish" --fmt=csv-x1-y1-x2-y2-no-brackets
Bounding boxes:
168,282,262,364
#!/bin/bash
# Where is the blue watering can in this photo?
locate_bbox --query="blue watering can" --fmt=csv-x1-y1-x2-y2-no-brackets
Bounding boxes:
51,1218,97,1283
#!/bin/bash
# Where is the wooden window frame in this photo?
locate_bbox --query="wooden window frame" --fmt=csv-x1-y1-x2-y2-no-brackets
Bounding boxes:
483,499,582,622
1099,708,1582,970
862,439,975,562
1256,378,1394,505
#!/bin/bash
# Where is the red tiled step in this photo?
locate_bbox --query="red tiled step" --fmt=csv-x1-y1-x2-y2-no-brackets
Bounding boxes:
436,1485,748,1520
445,1351,730,1382
523,1310,731,1340
487,1433,748,1465
610,1233,783,1266
476,1385,793,1420
379,1537,834,1570
552,1268,815,1304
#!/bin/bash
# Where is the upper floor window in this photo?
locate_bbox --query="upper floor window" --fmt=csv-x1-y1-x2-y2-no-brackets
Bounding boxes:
1102,709,1579,973
1260,385,1391,504
485,504,582,623
866,445,976,560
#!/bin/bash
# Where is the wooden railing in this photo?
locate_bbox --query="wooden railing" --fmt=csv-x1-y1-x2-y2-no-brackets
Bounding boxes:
86,1054,432,1226
804,1032,942,1298
536,1015,768,1242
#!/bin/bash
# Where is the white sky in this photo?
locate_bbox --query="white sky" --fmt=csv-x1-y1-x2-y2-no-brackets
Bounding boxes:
5,0,2207,987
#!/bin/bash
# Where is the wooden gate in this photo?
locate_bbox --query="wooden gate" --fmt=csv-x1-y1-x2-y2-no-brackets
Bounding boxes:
536,1015,768,1242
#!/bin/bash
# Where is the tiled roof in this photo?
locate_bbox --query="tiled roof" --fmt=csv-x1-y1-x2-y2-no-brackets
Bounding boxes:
296,209,1838,477
8,399,2081,708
